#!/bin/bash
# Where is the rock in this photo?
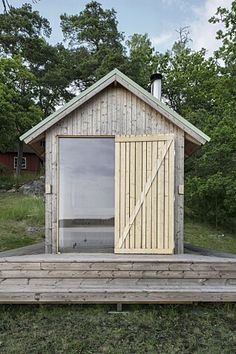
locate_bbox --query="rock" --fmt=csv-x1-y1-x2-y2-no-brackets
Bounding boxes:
26,226,45,234
18,176,45,196
7,188,17,193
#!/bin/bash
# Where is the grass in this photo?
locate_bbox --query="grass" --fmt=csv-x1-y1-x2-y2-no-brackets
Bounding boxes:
185,219,236,254
0,304,235,353
0,192,44,251
0,191,235,253
0,193,235,353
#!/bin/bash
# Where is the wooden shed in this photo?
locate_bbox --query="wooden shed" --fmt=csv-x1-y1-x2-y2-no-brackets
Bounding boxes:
20,69,210,256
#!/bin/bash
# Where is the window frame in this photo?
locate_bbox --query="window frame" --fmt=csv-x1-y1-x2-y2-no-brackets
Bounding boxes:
14,156,27,170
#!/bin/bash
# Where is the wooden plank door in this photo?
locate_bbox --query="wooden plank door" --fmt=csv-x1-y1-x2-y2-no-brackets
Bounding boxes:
114,134,175,254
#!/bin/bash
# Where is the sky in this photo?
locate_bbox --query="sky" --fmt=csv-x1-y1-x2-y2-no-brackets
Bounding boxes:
3,0,232,56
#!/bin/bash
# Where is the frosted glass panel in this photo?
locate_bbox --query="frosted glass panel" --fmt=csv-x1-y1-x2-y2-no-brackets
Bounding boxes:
59,138,114,252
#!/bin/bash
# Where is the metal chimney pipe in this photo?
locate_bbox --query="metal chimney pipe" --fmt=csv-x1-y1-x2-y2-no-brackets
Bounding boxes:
150,73,162,100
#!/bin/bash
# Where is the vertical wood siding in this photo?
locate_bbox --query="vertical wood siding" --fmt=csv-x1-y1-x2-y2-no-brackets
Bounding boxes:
45,85,184,254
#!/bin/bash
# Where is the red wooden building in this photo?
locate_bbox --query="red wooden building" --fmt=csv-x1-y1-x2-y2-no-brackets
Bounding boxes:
0,144,42,174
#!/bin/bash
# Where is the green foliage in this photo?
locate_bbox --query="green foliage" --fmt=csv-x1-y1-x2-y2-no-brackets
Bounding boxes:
158,48,219,115
61,1,123,50
0,3,73,118
31,43,75,116
183,1,236,227
209,1,236,68
60,1,126,87
124,33,156,89
0,56,42,151
185,107,236,227
0,3,51,57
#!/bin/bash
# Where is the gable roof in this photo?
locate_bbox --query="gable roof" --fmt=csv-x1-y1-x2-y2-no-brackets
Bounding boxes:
20,68,210,145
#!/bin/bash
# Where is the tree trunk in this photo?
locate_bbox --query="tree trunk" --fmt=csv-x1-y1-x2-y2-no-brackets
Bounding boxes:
16,140,23,177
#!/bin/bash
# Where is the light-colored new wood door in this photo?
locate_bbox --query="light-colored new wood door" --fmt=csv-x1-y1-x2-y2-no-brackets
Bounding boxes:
115,134,175,254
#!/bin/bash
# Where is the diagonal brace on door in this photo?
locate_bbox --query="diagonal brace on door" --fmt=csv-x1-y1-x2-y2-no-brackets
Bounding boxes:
117,138,173,249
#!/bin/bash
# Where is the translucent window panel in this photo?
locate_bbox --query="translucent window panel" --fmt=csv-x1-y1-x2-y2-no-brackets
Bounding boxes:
58,138,115,252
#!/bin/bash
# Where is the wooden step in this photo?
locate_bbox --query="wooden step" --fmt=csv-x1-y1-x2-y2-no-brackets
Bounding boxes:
0,254,236,303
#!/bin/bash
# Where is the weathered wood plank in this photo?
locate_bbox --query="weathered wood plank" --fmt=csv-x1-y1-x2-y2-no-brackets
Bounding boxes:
0,289,236,304
135,142,142,249
26,277,229,287
168,139,175,251
146,141,152,250
142,141,147,249
174,129,184,253
1,268,235,279
151,141,157,249
1,261,236,272
1,283,235,293
120,142,126,250
114,140,120,252
129,142,135,249
125,141,130,249
45,130,52,253
157,140,164,249
0,262,41,270
116,134,175,142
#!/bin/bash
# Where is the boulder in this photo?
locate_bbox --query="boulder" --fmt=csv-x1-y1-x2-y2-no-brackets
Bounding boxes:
19,176,45,196
7,188,17,193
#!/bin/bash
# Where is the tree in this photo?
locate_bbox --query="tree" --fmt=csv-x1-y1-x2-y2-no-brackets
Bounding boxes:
0,56,42,175
0,4,74,173
157,16,236,228
1,0,10,13
123,33,156,90
209,0,236,107
154,41,220,118
185,1,236,227
61,1,123,50
144,26,236,228
0,4,74,116
60,1,126,87
0,3,51,57
1,0,40,13
185,110,236,227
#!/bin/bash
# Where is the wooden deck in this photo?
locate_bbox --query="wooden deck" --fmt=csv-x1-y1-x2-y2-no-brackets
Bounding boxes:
0,253,236,303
